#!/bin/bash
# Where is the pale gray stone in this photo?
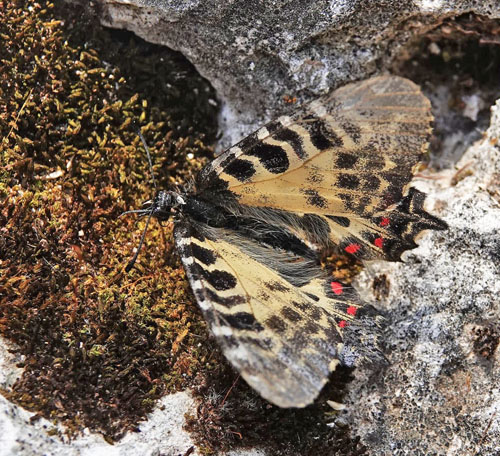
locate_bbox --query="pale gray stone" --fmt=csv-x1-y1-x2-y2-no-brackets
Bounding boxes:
350,99,500,456
93,0,500,148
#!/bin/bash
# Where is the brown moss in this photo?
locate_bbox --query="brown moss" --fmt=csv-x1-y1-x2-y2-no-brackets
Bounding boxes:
394,13,500,167
372,274,390,302
1,1,367,453
401,13,500,85
185,357,366,456
0,0,217,440
471,325,500,360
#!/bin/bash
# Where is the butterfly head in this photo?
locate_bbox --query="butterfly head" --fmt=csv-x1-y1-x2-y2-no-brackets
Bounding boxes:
122,190,186,272
123,131,190,271
125,190,185,222
148,190,186,221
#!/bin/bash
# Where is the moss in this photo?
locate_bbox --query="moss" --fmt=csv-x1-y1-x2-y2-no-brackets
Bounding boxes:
184,358,367,455
0,0,367,453
0,0,217,441
394,13,500,167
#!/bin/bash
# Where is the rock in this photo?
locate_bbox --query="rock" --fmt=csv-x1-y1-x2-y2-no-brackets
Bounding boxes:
0,378,198,456
90,0,500,149
349,100,500,455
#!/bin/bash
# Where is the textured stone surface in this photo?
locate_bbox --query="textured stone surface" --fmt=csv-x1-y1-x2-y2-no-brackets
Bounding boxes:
0,353,196,456
3,1,500,454
94,0,500,148
349,100,500,455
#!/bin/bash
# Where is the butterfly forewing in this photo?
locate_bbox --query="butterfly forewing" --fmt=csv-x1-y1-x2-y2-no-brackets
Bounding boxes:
197,76,446,261
174,220,365,407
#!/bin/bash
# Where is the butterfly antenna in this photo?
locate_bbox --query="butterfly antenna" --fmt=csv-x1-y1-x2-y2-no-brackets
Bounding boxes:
138,129,157,190
125,207,153,272
124,131,158,272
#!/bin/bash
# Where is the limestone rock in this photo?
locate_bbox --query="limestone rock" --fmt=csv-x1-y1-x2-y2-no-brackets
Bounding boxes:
349,100,500,455
93,0,500,148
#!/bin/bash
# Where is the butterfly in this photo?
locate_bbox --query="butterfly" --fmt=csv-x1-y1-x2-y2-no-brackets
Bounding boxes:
128,75,447,408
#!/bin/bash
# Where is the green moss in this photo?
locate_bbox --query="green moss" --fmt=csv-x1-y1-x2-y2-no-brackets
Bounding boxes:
88,344,106,358
0,0,217,441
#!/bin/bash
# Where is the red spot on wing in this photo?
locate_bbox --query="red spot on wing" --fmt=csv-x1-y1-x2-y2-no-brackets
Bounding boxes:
374,237,384,248
345,243,361,254
347,306,357,316
330,281,343,295
380,217,390,227
338,320,348,328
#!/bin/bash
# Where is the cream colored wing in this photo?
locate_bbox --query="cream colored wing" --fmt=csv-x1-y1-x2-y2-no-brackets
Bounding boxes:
174,219,375,408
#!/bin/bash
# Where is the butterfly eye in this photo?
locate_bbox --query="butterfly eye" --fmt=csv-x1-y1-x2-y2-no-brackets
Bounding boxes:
152,205,172,222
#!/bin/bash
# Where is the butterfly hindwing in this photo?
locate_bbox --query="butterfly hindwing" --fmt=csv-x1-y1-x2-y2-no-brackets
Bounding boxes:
197,76,446,261
174,219,368,407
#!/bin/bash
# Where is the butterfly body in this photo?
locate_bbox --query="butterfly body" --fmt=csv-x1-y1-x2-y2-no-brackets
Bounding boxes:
138,76,447,408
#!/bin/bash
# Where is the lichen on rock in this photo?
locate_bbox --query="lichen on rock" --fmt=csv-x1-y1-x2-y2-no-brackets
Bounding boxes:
349,99,500,455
